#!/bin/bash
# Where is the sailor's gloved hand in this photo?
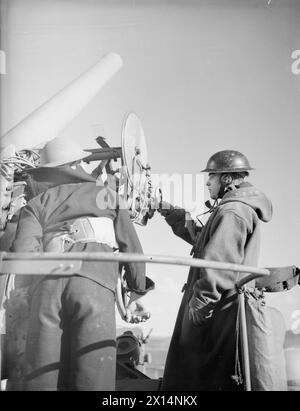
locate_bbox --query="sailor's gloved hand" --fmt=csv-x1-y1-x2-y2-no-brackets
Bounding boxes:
125,298,151,324
150,188,173,217
156,201,174,217
188,295,213,325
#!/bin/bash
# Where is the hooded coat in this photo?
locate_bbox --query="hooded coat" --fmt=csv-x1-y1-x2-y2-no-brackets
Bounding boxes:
10,165,153,391
12,165,150,295
162,182,272,391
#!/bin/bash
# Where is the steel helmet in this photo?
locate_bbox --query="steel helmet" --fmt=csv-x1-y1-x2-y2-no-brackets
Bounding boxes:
38,137,88,167
201,150,254,173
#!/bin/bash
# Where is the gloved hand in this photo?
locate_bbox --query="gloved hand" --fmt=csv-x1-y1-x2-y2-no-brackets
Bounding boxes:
188,295,213,325
125,296,151,324
150,188,163,212
157,201,174,217
150,188,173,217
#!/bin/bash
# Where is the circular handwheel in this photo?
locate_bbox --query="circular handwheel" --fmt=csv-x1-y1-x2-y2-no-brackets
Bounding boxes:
120,112,151,225
121,112,148,187
115,265,151,324
116,266,129,321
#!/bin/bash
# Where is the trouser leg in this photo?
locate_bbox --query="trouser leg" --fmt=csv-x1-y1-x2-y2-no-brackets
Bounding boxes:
23,277,65,391
64,276,116,391
23,275,116,391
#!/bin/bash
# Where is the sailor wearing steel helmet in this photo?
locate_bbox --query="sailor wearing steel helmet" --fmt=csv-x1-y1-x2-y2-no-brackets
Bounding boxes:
11,136,154,391
159,150,273,391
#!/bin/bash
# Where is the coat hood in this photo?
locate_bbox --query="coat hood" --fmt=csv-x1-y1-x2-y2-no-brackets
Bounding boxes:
24,165,96,198
26,164,96,185
219,182,273,223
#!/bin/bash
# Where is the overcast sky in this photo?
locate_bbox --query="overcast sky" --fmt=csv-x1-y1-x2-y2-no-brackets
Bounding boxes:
1,0,300,336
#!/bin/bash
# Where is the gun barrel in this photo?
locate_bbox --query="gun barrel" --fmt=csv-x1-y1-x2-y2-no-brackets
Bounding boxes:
1,53,123,151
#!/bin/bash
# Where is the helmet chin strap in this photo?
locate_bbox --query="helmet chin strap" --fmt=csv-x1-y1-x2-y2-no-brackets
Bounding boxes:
199,174,243,222
196,199,219,227
218,185,226,199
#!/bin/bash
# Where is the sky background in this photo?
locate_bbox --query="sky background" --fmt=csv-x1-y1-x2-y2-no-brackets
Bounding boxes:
0,0,300,337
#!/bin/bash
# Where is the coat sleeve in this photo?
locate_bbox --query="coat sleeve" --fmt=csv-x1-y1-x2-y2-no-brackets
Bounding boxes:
114,208,154,295
164,207,196,245
12,200,43,252
192,210,249,314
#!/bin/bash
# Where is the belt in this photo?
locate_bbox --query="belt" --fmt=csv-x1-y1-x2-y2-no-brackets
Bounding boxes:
44,217,118,252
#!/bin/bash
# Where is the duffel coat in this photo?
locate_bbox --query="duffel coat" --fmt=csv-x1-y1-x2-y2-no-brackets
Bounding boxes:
11,165,153,391
12,165,150,294
162,182,272,391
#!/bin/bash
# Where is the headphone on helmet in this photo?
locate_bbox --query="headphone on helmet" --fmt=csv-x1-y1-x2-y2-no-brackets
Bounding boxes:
220,174,233,186
219,172,247,198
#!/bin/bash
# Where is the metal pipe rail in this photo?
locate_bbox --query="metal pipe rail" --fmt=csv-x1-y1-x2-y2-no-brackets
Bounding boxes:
0,251,270,277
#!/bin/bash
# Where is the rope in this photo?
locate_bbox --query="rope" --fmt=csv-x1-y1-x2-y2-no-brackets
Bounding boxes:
232,287,244,386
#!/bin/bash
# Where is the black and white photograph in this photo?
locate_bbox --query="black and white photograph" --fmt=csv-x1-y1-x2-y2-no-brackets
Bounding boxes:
0,0,299,395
